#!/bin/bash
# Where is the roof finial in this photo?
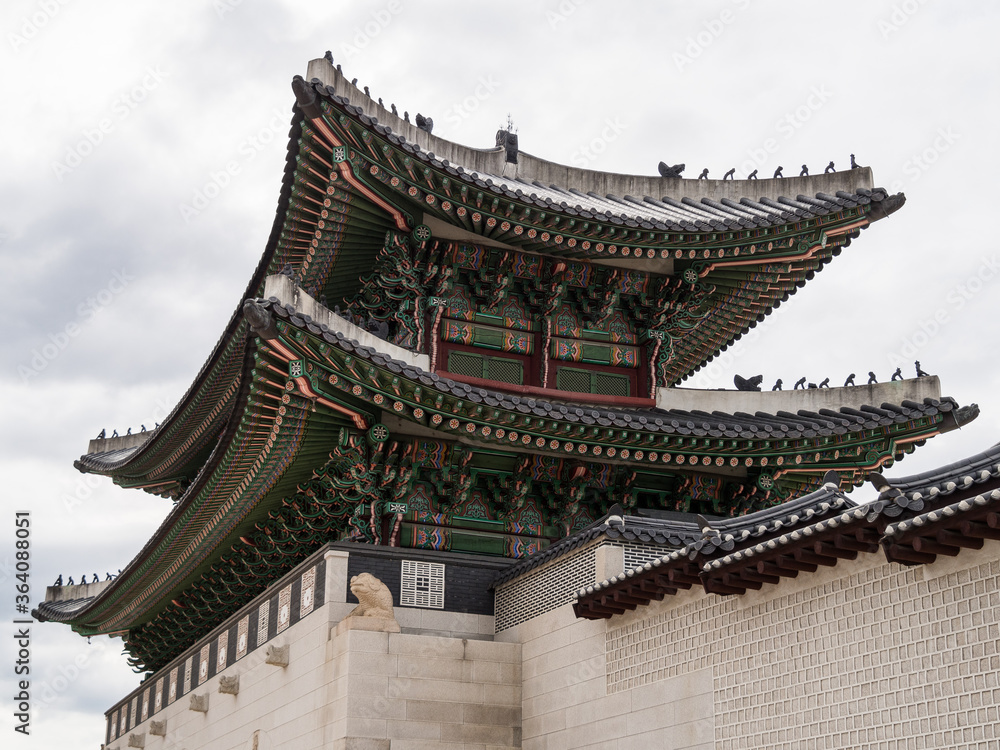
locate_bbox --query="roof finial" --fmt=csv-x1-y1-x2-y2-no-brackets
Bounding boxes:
825,161,835,173
415,113,434,134
657,162,684,179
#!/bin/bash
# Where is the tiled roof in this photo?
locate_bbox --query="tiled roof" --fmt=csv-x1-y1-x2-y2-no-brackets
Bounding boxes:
886,442,1000,499
264,296,963,443
573,443,1000,617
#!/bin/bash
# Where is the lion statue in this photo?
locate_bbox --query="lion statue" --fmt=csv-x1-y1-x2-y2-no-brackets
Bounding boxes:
347,573,394,619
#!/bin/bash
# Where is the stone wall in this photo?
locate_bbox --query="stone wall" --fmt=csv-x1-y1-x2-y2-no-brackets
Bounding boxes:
103,548,513,750
498,539,1000,749
329,622,521,748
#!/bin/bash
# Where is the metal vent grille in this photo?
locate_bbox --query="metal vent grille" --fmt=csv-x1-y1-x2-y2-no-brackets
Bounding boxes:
400,560,445,609
557,368,592,394
595,372,630,397
486,357,523,385
448,352,483,378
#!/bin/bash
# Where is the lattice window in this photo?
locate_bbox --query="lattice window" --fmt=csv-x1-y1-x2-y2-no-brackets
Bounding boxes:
495,543,598,632
400,560,445,608
448,351,482,378
447,351,523,385
556,367,631,397
486,356,523,384
595,371,630,397
556,367,591,394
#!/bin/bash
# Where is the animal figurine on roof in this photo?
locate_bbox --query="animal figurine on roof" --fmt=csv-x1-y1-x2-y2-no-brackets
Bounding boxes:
723,168,735,180
657,162,685,179
698,168,709,180
734,374,763,392
415,113,434,133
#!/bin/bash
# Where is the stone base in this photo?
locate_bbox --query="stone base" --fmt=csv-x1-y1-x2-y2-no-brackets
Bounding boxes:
334,615,400,637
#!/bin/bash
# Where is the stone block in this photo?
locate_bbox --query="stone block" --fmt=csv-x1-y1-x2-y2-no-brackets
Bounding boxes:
565,691,631,729
483,682,521,706
336,616,400,637
388,632,466,658
462,703,521,726
396,654,464,681
149,720,166,736
265,643,289,667
440,721,518,745
189,693,209,713
463,638,520,663
218,675,240,695
391,677,484,703
386,719,442,740
522,707,567,738
562,714,627,748
346,692,406,721
329,739,390,750
127,733,145,748
405,699,463,723
347,650,398,676
324,550,350,605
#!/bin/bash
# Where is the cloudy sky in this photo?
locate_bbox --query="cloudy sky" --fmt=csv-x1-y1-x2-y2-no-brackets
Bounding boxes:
1,1,997,746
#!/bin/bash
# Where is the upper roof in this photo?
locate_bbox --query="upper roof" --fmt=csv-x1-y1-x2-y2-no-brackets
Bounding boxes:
75,58,905,495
